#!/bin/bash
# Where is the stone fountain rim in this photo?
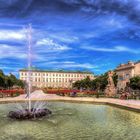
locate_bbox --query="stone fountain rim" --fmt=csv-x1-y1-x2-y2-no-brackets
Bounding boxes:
0,99,139,113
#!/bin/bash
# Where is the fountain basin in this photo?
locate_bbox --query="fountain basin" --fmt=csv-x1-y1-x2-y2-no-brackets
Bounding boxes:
0,101,139,140
8,108,52,120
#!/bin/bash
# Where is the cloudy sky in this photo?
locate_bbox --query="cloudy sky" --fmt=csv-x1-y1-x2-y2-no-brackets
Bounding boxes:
0,0,140,76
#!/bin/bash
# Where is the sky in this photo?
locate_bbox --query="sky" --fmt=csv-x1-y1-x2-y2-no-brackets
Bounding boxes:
0,0,140,76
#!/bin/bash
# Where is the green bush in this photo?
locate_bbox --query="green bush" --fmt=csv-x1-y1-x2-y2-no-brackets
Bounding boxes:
12,92,20,97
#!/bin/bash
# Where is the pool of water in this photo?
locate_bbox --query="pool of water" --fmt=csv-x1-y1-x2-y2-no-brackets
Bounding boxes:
0,102,139,140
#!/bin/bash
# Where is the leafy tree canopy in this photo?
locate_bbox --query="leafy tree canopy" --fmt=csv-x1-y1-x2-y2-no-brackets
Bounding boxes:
0,70,25,89
73,72,117,91
129,76,140,90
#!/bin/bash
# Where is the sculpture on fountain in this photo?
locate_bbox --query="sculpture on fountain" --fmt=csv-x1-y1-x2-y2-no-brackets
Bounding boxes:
105,71,116,97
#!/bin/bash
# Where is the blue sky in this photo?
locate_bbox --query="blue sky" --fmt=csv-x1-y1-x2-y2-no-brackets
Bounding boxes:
0,0,140,76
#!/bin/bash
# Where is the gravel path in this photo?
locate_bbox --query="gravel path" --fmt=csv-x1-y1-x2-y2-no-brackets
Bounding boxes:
0,90,140,111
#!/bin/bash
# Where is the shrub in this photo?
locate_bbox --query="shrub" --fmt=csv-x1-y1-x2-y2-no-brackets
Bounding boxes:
11,92,20,97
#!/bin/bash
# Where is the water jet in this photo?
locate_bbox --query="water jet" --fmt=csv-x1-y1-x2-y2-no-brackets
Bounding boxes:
8,24,51,120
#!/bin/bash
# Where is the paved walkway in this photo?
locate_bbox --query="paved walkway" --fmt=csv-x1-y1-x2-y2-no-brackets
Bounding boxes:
0,90,140,112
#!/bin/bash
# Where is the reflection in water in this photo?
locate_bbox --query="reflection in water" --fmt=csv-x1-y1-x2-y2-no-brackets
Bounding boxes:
0,102,139,140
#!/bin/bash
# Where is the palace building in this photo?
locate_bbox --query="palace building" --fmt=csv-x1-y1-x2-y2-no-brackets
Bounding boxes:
115,61,140,90
19,69,94,88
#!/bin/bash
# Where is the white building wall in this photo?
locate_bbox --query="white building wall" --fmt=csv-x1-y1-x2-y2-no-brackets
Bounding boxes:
19,70,94,88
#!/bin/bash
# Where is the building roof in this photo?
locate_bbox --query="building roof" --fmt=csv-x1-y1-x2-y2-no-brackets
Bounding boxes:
19,68,93,74
115,60,140,71
134,60,140,64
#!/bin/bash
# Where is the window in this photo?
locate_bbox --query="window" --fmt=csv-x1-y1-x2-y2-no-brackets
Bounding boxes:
30,78,33,82
119,76,123,81
125,74,130,79
35,78,37,82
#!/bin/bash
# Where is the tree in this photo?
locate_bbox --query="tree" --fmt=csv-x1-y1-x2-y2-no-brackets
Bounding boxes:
112,72,118,87
73,71,116,92
129,76,140,90
0,70,25,89
98,73,108,91
5,76,14,89
81,76,92,89
0,70,5,88
9,73,17,84
73,76,92,90
90,73,108,91
16,80,25,88
72,80,82,89
0,75,5,88
0,70,4,76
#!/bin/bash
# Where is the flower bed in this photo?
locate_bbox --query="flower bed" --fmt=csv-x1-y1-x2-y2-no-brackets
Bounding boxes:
0,89,24,97
43,88,97,96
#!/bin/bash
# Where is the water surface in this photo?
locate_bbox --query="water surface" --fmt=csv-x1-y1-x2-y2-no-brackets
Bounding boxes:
0,102,139,140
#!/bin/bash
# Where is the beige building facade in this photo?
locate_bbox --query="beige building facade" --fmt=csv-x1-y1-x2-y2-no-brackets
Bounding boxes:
19,69,94,88
115,61,140,90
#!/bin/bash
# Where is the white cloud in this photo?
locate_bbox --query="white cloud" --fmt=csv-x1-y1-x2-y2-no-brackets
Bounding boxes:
46,61,75,64
49,34,79,43
0,44,28,59
105,18,123,29
0,44,43,60
62,63,95,69
38,61,97,69
36,38,71,51
81,45,140,54
0,29,26,41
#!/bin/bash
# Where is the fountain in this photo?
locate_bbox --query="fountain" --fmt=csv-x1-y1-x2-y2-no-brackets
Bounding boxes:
8,24,52,120
0,27,139,140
